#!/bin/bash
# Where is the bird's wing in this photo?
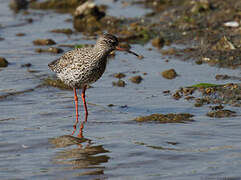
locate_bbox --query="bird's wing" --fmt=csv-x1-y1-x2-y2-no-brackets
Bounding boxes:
48,47,91,73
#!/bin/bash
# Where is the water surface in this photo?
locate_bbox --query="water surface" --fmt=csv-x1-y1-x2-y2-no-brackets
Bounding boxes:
1,1,241,179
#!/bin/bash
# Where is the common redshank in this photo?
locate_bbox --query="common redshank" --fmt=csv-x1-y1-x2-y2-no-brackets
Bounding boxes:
48,34,140,136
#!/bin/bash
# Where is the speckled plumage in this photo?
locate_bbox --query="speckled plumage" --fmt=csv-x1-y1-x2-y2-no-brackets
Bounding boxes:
48,34,118,88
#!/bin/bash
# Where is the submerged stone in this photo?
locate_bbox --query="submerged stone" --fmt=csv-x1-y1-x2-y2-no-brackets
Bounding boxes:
9,0,28,11
161,69,177,79
43,77,71,90
207,109,236,118
29,0,84,10
35,47,63,54
113,73,126,79
50,28,73,35
151,36,165,48
112,80,126,87
172,91,182,100
33,39,56,46
129,75,143,84
215,74,241,81
194,98,210,107
16,33,25,36
21,63,32,68
134,113,194,123
0,57,9,67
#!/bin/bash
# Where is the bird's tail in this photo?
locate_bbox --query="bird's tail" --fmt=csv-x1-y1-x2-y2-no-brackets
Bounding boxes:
48,59,59,72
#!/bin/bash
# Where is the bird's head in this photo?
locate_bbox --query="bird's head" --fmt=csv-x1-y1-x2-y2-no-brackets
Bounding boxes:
96,33,140,57
96,33,119,51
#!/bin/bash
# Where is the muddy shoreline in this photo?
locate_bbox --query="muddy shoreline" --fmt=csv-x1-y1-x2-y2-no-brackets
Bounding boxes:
5,0,240,112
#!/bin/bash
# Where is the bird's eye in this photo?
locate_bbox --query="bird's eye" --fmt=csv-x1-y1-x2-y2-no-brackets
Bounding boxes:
108,40,114,44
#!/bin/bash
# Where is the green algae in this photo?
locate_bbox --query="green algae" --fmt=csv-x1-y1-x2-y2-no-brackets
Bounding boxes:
189,83,221,88
74,44,85,49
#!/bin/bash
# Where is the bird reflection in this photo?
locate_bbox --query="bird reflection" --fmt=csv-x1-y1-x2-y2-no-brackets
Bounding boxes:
72,120,86,138
49,135,109,178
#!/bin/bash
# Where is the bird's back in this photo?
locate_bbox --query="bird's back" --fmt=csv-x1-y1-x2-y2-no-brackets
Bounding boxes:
48,46,108,88
48,47,93,73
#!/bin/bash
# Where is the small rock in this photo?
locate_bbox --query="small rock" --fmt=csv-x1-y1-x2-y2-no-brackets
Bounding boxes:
172,91,182,100
43,78,71,90
33,39,56,46
29,0,83,9
195,59,203,65
35,47,63,54
182,88,195,96
21,63,32,68
160,48,177,55
184,96,195,100
9,0,28,11
112,80,126,87
129,75,143,84
35,48,43,53
26,18,33,23
50,28,73,35
210,105,224,111
134,113,194,123
74,1,105,18
163,90,171,94
113,73,126,79
0,57,9,67
120,105,128,108
215,74,229,80
47,47,63,54
73,1,105,32
151,36,165,48
161,69,177,79
166,141,179,145
194,98,209,107
207,109,236,118
215,74,241,81
16,33,25,36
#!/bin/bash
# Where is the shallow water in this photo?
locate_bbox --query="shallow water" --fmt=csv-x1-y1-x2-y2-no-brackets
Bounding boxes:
1,1,241,180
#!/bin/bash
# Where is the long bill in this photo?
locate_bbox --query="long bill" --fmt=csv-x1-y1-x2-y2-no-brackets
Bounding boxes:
116,46,140,57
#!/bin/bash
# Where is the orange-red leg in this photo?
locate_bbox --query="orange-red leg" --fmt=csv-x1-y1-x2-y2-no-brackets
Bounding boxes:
72,88,79,135
77,121,84,138
81,85,88,122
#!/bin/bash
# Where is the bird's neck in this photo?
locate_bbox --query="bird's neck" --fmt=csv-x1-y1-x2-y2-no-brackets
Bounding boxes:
93,45,112,58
